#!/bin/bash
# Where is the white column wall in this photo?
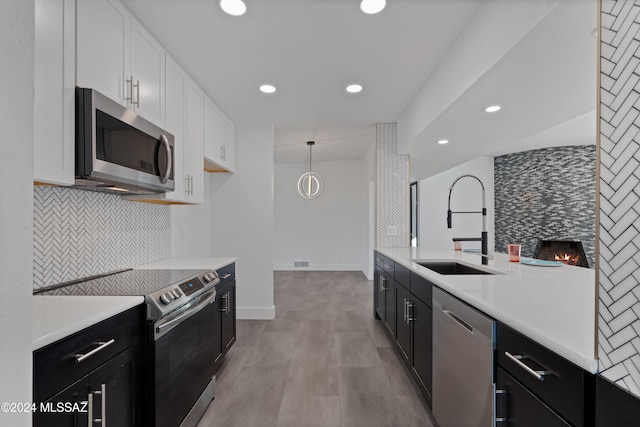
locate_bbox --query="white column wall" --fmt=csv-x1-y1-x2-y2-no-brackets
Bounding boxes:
208,125,275,320
0,0,34,424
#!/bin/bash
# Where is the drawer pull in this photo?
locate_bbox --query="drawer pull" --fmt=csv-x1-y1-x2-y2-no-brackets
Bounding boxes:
383,264,393,269
504,351,552,381
75,339,115,363
219,274,231,279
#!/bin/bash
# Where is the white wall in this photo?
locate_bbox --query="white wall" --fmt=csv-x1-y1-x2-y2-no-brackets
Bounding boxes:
418,156,495,253
361,141,376,279
0,0,34,424
171,179,212,257
274,159,364,271
209,125,275,320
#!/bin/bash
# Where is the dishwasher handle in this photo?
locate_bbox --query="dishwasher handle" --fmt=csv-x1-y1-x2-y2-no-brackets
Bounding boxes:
443,309,473,333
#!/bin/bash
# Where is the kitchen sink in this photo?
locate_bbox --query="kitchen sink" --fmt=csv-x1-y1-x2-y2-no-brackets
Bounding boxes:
414,261,496,275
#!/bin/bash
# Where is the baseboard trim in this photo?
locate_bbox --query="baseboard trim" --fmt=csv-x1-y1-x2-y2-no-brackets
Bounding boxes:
237,305,276,320
274,264,361,271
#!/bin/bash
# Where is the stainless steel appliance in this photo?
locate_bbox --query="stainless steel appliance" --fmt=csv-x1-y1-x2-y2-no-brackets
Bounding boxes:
75,87,175,195
432,287,495,427
35,268,221,427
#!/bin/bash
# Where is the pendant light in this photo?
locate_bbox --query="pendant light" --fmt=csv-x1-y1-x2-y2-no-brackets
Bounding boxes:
297,141,323,199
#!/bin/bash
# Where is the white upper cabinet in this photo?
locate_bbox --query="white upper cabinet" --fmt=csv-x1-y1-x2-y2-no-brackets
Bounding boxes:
76,0,130,106
204,95,235,173
125,55,203,205
130,19,165,126
76,0,165,127
185,78,205,204
34,0,76,186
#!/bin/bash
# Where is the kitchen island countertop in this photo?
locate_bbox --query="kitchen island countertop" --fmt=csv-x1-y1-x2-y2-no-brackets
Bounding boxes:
376,247,598,373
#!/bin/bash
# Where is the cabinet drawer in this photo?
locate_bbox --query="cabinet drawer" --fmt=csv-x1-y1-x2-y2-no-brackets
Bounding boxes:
375,254,395,277
410,272,432,308
375,252,387,269
496,323,587,427
217,262,235,288
395,262,410,290
497,366,571,426
34,305,144,402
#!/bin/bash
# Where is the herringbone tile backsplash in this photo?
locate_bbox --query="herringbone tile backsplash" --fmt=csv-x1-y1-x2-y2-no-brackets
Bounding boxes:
33,186,171,289
599,0,640,398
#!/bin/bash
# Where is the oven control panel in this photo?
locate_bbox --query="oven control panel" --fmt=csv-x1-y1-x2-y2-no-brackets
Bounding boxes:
179,280,205,297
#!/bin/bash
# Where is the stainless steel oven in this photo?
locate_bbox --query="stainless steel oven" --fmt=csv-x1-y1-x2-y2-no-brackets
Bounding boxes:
35,268,221,427
150,287,218,427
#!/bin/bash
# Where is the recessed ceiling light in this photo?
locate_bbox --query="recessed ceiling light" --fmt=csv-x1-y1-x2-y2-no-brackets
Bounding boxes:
484,105,501,113
346,84,363,93
220,0,246,16
259,84,276,94
437,139,449,145
360,0,386,14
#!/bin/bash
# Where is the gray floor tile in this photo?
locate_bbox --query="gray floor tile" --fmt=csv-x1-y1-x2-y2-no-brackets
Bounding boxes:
276,396,341,427
284,346,339,396
198,367,286,427
335,332,383,367
198,271,433,427
244,331,297,368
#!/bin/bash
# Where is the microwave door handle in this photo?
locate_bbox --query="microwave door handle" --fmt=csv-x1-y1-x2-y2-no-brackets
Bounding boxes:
159,134,172,184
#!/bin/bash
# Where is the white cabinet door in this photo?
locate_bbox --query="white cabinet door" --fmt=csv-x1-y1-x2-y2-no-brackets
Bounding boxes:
186,80,205,204
130,19,165,126
77,0,164,126
204,95,235,173
76,0,130,105
164,55,187,199
34,0,76,185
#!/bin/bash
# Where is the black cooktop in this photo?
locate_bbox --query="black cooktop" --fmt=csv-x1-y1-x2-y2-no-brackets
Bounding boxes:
34,269,208,297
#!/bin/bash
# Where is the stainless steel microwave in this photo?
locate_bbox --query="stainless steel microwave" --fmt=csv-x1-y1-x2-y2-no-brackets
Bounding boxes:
74,87,175,195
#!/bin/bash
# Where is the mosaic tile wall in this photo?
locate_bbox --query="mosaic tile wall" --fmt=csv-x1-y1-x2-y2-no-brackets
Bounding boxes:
33,186,171,289
599,0,640,398
494,145,596,269
375,123,410,248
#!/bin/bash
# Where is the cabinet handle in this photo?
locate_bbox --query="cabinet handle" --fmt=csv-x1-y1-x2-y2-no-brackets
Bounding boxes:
75,339,115,363
219,274,231,280
379,276,387,292
133,79,140,107
504,351,552,381
383,264,392,269
93,383,106,426
87,383,106,427
220,293,228,314
190,175,194,195
403,299,408,322
87,393,93,427
495,388,507,423
406,301,414,323
126,76,134,104
225,291,230,313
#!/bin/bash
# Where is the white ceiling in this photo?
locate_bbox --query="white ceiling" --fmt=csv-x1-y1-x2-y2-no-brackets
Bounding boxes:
120,0,597,169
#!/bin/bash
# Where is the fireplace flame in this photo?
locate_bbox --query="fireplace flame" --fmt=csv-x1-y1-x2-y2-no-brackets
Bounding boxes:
554,253,581,266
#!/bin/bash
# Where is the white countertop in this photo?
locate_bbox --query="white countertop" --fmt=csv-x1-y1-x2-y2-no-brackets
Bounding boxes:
32,295,144,351
376,247,598,373
135,257,236,271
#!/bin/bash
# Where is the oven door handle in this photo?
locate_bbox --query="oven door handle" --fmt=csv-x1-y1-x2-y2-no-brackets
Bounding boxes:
154,290,216,340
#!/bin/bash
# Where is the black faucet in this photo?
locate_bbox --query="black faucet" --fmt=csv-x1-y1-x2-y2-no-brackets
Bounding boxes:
447,174,489,265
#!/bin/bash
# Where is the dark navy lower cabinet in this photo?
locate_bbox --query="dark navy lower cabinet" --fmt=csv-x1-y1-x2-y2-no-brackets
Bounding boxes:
595,375,640,427
496,322,595,427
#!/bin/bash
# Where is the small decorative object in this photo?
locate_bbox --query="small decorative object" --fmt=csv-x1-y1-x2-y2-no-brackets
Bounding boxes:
298,141,323,199
508,244,521,262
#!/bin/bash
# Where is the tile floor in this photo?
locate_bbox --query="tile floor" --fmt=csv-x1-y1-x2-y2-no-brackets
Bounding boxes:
197,271,435,427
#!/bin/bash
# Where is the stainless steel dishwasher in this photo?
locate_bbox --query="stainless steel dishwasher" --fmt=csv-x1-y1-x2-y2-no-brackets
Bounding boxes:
433,287,495,427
